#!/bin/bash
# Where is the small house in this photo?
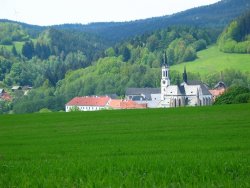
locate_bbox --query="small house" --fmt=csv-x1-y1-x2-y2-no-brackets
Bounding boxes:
11,86,22,92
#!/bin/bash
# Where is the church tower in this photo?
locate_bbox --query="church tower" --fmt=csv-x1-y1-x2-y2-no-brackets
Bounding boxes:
183,66,188,83
161,52,170,100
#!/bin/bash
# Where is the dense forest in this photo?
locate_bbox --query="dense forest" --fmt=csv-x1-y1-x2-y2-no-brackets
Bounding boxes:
0,0,250,114
218,11,250,53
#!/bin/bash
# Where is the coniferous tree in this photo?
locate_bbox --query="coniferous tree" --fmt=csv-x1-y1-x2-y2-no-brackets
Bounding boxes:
22,41,34,59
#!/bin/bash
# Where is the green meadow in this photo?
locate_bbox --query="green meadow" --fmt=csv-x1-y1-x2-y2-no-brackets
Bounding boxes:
0,104,250,187
171,46,250,77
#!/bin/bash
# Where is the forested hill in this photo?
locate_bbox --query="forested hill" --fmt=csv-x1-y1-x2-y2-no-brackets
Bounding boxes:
52,0,250,42
218,10,250,53
1,0,249,43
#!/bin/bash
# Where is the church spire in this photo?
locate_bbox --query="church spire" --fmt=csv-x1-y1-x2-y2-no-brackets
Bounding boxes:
163,51,168,66
183,66,188,83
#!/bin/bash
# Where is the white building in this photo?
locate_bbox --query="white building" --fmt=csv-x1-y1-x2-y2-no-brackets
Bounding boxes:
65,96,111,112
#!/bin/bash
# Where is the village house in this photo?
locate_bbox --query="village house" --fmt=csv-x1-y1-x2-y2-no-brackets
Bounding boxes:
11,86,22,92
0,88,12,101
65,96,111,112
209,81,227,101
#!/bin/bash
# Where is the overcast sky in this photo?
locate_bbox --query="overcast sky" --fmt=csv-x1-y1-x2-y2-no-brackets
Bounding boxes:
1,0,220,26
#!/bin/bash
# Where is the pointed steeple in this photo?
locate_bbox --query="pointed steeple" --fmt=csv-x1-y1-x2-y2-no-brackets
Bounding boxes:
183,66,188,83
162,51,169,67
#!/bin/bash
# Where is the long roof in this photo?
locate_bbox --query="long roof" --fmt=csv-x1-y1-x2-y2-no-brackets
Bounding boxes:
109,99,146,109
66,96,110,107
126,88,160,95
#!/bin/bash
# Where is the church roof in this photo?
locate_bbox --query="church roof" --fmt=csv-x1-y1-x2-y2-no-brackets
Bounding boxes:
200,83,212,95
214,81,227,89
178,85,186,95
181,81,212,96
186,80,202,85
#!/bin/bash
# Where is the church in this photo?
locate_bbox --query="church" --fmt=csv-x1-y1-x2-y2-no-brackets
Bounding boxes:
159,54,212,108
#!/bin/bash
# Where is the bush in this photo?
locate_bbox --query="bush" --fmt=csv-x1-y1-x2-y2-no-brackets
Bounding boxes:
214,86,250,105
234,93,250,103
39,108,52,113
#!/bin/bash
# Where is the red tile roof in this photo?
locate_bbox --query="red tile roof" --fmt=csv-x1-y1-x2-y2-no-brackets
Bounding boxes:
209,88,226,97
0,92,12,101
109,99,147,109
109,99,122,109
66,96,111,107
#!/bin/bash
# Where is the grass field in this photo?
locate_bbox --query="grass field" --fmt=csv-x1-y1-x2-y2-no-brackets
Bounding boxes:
171,46,250,78
0,42,24,54
0,104,250,187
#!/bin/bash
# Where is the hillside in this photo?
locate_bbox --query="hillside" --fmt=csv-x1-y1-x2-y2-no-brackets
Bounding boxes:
0,104,249,187
218,10,250,53
1,0,249,43
171,45,250,77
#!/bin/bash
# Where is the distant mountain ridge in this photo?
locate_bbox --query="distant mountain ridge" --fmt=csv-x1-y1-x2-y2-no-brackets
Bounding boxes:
0,0,249,43
53,0,250,42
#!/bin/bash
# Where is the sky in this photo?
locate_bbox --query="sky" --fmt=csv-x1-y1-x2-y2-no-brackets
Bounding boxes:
1,0,220,26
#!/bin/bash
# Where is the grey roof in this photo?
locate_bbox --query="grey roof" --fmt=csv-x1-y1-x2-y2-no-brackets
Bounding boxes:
0,89,4,93
187,80,202,85
200,84,212,95
11,86,22,90
132,96,146,101
214,81,227,89
126,88,160,95
178,85,186,95
126,88,161,101
106,94,118,99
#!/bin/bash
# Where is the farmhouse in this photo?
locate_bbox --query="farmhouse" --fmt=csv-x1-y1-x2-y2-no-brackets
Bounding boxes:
65,96,111,112
0,89,12,101
11,86,22,92
209,81,227,101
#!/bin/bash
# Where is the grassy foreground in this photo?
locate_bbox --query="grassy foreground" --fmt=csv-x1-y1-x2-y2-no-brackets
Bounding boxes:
171,45,250,77
0,104,250,187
